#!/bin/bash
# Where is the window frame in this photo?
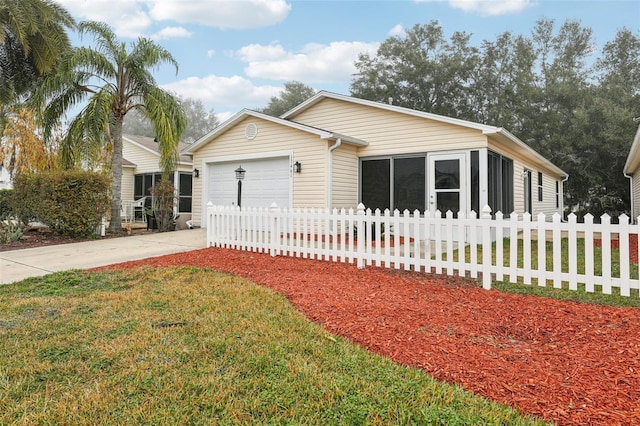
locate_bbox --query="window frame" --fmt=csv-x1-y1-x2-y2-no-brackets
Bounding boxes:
360,155,427,212
538,172,543,202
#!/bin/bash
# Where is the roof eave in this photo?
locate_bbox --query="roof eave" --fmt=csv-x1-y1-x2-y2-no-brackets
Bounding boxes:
487,128,568,178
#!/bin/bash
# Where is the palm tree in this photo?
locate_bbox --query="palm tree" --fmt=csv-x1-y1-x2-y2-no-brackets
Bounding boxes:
0,0,75,105
34,20,186,232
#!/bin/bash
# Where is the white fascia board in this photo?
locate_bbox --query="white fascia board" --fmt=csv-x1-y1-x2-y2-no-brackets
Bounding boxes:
624,124,640,174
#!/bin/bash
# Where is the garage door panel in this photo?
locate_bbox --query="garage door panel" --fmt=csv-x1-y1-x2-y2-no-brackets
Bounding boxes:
208,157,290,208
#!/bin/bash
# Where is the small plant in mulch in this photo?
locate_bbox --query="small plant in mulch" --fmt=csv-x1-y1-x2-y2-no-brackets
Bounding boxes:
0,219,24,244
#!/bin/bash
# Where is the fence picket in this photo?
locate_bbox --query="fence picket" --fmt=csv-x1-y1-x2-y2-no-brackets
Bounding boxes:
495,211,504,282
601,214,612,294
619,214,630,297
552,213,562,289
568,213,578,291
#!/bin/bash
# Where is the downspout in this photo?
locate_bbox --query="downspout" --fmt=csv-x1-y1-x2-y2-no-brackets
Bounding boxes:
327,138,342,209
624,172,634,223
561,174,569,220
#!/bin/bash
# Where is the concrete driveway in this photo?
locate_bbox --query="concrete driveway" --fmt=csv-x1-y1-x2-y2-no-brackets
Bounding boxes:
0,228,207,285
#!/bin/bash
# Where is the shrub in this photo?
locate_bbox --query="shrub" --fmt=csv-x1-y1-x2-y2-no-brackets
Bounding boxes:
0,189,13,219
11,173,41,225
12,170,110,238
150,179,178,233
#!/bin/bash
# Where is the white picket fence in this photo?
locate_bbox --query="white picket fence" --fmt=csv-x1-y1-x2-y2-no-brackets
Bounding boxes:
206,202,640,297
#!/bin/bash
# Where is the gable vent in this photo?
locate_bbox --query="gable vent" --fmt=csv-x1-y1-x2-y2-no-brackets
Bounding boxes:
245,123,258,140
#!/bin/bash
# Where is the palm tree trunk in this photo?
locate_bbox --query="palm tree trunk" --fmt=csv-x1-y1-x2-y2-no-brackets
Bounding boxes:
108,119,124,232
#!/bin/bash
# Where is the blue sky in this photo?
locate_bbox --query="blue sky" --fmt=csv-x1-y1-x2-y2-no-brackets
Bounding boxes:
56,0,639,122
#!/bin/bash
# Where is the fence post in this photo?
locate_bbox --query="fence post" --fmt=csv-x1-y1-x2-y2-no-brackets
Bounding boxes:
619,213,630,297
552,213,562,288
481,205,492,290
568,213,578,291
207,201,213,247
537,212,547,287
356,203,365,269
601,213,612,294
270,202,279,257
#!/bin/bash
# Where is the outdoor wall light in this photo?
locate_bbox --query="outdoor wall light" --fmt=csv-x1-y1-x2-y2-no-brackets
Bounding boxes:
294,161,302,173
234,165,246,180
193,168,200,178
234,165,246,208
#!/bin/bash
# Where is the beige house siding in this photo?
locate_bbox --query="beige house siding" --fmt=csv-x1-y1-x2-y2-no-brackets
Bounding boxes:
191,117,329,226
331,142,359,209
123,142,159,173
632,174,640,221
121,168,135,202
534,172,560,217
294,98,488,156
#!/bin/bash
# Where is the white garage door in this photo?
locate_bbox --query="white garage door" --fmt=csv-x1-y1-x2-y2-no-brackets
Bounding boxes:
207,157,291,209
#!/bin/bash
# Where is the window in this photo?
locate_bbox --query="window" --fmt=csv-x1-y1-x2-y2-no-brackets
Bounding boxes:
524,170,532,214
470,151,480,214
361,156,425,212
178,172,193,213
361,159,390,211
134,173,162,200
487,151,513,215
394,157,425,212
555,180,560,209
538,172,543,202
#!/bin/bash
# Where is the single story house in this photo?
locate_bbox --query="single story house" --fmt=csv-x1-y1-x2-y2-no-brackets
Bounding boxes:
121,134,193,228
623,123,640,221
186,91,567,228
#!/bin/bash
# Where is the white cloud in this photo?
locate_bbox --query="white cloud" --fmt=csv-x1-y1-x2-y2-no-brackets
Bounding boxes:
416,0,534,16
388,24,406,37
148,0,291,29
236,41,379,83
161,74,283,117
207,50,216,58
56,0,291,38
151,27,193,40
56,0,152,38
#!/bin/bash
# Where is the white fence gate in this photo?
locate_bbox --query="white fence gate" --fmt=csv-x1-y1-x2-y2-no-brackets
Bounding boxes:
207,202,640,297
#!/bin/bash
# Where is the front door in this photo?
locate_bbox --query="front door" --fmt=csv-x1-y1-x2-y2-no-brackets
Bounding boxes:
428,153,467,218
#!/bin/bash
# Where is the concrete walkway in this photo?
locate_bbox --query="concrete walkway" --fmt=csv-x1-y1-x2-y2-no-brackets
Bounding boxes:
0,228,207,285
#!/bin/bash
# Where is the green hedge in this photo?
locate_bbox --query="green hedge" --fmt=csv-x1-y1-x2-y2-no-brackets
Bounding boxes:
12,171,110,238
0,189,13,219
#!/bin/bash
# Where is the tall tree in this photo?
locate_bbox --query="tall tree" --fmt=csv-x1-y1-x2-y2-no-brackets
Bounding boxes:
33,21,186,232
0,106,59,175
351,21,478,118
259,81,316,116
123,95,219,143
0,0,75,128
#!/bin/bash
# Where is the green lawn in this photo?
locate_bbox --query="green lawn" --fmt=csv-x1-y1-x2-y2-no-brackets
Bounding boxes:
0,267,548,425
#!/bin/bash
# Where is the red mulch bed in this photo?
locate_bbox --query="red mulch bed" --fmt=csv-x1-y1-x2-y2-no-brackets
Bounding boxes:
94,248,640,425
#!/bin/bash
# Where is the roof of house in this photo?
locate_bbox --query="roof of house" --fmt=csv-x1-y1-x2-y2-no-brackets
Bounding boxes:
123,134,193,164
624,124,640,175
282,91,567,178
185,109,368,154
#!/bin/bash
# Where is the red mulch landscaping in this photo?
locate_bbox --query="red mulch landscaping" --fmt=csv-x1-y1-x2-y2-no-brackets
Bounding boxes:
94,247,640,426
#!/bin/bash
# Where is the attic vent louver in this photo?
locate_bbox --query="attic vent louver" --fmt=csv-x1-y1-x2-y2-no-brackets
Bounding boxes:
245,123,258,140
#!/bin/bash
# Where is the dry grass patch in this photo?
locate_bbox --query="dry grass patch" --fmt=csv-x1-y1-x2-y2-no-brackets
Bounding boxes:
0,267,546,425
